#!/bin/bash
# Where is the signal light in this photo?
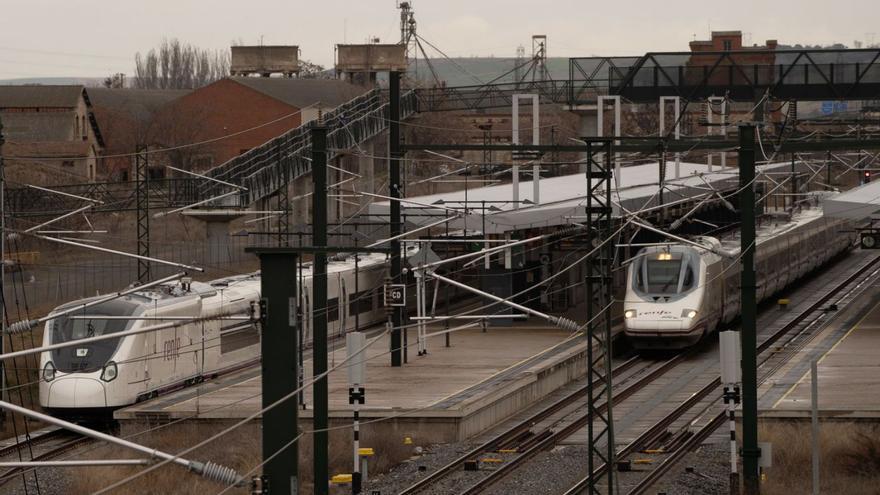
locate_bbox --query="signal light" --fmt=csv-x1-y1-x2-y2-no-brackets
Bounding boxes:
865,170,871,183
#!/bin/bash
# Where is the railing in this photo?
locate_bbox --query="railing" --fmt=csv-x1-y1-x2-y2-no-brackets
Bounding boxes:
201,88,419,203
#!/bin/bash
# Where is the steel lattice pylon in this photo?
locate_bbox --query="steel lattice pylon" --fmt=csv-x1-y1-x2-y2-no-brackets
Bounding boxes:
276,142,290,247
585,139,615,494
135,147,150,282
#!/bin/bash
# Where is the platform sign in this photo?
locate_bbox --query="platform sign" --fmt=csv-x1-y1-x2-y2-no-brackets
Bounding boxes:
346,332,367,386
384,283,406,307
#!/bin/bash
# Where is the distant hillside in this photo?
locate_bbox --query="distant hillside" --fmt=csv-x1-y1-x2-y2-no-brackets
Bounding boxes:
0,77,105,87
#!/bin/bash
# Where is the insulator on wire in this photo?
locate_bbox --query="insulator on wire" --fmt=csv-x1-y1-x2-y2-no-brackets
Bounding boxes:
553,316,581,333
7,319,37,335
192,460,244,486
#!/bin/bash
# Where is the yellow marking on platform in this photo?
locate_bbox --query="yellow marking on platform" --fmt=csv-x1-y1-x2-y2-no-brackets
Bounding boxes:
632,459,654,464
481,458,504,463
773,297,880,408
498,448,518,453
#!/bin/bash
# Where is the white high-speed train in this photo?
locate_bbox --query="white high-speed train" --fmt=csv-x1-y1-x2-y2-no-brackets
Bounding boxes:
623,206,853,350
39,250,399,416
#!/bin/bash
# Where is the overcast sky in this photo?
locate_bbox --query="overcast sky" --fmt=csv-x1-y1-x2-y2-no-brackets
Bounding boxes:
2,0,879,79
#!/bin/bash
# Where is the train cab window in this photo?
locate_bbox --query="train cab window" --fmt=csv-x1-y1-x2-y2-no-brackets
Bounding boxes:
50,300,138,373
633,250,698,296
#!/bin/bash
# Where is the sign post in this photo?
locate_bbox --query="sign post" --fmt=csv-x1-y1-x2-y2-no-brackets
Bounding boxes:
347,332,367,495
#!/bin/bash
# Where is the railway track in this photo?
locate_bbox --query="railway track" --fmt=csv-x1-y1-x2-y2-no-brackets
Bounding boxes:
398,349,698,495
0,428,94,488
562,252,880,495
397,356,648,495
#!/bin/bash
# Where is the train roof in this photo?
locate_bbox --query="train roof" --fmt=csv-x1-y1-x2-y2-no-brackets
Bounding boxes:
717,206,827,253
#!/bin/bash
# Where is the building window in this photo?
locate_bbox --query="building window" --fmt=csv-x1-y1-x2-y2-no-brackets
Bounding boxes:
62,160,75,167
723,40,732,51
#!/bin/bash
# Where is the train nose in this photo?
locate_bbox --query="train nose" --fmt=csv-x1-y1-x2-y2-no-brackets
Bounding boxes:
46,377,107,408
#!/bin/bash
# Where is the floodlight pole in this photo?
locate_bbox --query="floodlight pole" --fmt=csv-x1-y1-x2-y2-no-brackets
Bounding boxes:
739,123,761,494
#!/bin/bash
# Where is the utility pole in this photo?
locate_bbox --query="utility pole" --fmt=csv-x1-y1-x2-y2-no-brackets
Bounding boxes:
739,123,761,494
252,249,299,495
311,123,330,494
389,71,404,367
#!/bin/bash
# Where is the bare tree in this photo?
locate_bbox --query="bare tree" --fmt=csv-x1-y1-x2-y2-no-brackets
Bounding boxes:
299,59,330,79
103,73,126,88
134,39,229,89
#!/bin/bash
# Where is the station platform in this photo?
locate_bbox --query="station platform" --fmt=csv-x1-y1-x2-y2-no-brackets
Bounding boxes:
758,276,880,421
115,323,595,442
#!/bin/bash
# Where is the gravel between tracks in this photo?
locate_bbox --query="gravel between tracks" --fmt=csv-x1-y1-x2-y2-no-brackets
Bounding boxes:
364,442,476,495
3,467,71,495
363,440,731,495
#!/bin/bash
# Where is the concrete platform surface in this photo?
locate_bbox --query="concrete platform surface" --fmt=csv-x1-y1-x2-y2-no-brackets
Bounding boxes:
116,324,589,441
760,287,880,420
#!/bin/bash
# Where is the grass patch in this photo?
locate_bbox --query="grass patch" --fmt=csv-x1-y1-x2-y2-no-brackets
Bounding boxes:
64,419,415,494
760,421,880,494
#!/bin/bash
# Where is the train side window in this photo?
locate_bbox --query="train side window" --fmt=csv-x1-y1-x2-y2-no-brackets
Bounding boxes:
220,322,259,354
681,266,694,290
327,298,339,323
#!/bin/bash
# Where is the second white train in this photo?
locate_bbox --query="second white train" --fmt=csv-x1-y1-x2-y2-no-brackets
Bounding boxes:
623,206,853,349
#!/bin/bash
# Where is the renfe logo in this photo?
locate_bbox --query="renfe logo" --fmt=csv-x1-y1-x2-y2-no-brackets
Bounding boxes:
640,310,672,316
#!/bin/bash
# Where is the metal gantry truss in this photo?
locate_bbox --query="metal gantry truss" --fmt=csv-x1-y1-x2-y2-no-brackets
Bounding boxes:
584,139,615,495
135,146,150,283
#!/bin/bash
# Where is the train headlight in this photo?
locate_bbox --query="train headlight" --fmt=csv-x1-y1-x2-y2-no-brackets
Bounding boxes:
100,361,118,382
624,309,637,319
682,309,698,319
42,361,56,382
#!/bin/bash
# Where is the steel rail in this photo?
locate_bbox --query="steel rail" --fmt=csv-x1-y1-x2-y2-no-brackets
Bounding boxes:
621,253,880,495
397,356,644,495
558,253,880,494
458,353,692,495
0,433,93,487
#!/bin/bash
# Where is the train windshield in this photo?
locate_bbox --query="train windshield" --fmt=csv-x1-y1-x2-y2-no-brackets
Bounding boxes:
633,251,697,296
49,299,139,373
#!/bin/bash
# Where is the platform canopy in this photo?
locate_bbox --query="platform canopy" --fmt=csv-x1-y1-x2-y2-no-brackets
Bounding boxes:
369,160,801,234
822,180,880,220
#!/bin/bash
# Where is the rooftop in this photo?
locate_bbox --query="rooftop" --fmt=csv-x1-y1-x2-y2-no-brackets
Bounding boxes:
0,85,85,108
229,77,368,109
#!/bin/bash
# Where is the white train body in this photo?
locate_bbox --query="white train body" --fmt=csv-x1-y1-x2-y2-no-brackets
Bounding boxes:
39,251,395,415
623,207,853,349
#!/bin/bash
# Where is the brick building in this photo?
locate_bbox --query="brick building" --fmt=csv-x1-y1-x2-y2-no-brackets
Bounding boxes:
684,31,783,133
0,85,104,182
687,31,778,87
88,88,190,180
152,77,367,173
